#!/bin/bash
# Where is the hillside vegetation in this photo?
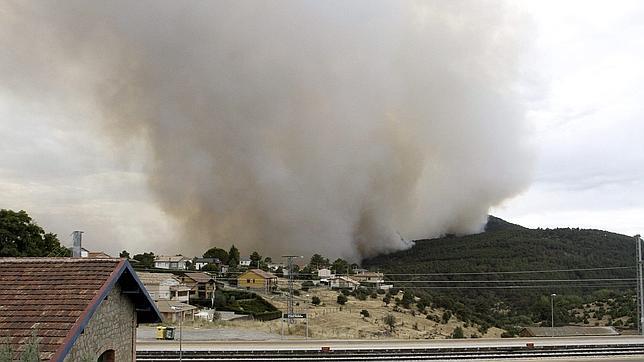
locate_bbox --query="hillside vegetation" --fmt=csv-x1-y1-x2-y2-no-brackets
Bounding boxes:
362,216,638,332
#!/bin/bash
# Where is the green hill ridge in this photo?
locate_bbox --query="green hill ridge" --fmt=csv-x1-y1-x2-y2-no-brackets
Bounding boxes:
361,216,638,331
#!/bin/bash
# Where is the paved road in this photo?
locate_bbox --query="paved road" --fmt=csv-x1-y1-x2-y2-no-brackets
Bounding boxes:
137,326,281,341
138,335,644,351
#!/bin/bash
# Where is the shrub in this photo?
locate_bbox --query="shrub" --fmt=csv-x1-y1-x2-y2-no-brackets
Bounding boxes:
451,327,465,339
337,294,348,305
360,309,370,318
383,295,391,305
383,314,396,332
312,296,321,305
441,310,452,324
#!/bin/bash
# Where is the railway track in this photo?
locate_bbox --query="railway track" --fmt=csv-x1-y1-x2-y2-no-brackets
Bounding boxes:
137,343,644,361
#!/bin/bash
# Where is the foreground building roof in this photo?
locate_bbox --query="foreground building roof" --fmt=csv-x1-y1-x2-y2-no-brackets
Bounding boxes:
0,258,161,361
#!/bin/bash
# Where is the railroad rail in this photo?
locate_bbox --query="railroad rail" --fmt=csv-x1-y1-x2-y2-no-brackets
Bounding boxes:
137,343,644,361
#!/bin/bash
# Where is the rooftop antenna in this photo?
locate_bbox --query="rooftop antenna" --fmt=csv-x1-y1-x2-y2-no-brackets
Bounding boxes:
71,231,84,258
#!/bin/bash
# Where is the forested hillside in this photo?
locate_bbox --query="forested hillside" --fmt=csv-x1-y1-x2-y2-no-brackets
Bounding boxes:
362,216,638,331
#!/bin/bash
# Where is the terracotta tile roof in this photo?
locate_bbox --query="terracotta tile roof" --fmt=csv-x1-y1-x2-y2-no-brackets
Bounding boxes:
155,300,197,314
154,255,189,262
243,269,277,279
183,272,214,283
85,251,113,259
137,272,181,285
0,257,161,361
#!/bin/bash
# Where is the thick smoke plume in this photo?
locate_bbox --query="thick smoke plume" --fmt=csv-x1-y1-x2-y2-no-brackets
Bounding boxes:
1,1,533,260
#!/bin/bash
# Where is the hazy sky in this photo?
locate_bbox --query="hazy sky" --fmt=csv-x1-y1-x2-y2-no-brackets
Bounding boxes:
1,1,643,257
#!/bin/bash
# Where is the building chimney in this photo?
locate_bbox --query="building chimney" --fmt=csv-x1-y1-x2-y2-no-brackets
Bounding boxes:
72,231,84,258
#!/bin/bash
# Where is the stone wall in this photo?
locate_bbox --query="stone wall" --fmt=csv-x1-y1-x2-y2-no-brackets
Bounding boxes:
64,284,136,362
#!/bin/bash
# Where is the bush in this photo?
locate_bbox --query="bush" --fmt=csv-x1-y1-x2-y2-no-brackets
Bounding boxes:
451,327,465,339
337,294,348,305
441,310,452,324
383,314,396,332
360,309,370,318
312,296,321,305
355,290,368,301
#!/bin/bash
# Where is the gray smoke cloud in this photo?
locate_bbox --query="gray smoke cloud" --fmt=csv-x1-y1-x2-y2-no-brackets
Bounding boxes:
1,1,533,260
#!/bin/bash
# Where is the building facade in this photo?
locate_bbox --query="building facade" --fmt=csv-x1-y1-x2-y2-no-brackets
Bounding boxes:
153,255,190,270
237,269,277,292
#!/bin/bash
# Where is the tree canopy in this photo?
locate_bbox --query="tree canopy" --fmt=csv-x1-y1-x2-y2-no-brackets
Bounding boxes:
228,244,240,267
203,246,229,264
309,253,329,269
0,209,70,257
132,252,155,269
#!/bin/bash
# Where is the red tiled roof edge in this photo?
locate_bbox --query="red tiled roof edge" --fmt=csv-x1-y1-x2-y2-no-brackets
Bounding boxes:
49,259,127,362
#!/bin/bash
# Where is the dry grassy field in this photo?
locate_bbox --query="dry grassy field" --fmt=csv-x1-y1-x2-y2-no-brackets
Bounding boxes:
191,284,505,340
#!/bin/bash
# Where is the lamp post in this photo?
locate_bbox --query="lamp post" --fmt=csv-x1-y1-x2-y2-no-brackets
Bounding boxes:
170,305,186,362
550,293,557,337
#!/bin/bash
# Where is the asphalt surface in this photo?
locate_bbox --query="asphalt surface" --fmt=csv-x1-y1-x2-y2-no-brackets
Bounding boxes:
137,335,644,351
137,326,281,341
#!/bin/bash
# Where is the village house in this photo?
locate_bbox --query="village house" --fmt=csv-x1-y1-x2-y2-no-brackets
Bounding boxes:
180,272,216,300
328,276,360,291
77,248,113,259
155,300,197,323
137,272,190,302
153,255,190,270
0,258,161,361
317,267,334,279
352,270,386,288
193,257,220,271
239,256,252,267
266,262,285,272
237,269,278,292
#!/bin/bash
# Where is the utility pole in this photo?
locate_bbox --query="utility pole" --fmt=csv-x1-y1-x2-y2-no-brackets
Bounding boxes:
282,255,302,324
550,293,556,337
636,235,643,335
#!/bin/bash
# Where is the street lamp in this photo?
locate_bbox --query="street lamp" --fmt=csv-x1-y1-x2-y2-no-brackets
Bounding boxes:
170,305,187,362
550,293,557,336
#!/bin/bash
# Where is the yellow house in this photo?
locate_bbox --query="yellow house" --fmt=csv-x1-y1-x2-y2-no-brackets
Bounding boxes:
238,269,278,292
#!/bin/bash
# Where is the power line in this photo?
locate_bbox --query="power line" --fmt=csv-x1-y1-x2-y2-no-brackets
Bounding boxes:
381,266,635,276
389,278,637,283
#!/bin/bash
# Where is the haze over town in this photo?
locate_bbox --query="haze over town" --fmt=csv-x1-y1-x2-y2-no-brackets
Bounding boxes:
1,1,643,259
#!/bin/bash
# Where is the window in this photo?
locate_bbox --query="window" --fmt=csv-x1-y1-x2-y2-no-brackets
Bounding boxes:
97,349,115,362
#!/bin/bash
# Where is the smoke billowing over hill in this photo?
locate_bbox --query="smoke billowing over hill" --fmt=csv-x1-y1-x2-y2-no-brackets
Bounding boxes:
0,1,533,260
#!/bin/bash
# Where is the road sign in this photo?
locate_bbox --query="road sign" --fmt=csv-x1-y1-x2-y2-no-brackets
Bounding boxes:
283,313,307,319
